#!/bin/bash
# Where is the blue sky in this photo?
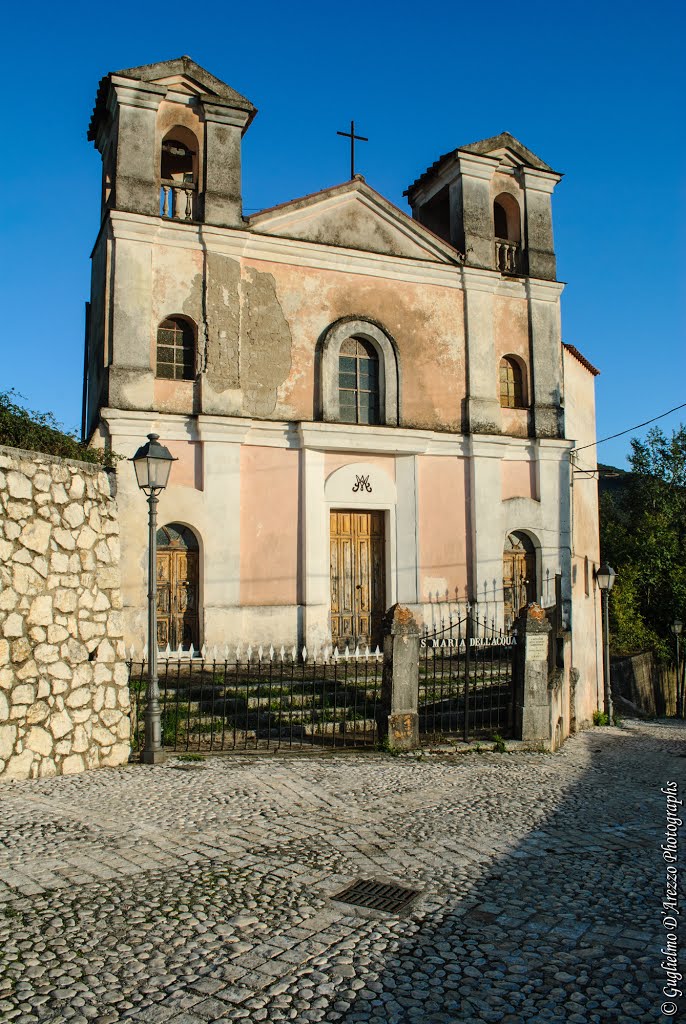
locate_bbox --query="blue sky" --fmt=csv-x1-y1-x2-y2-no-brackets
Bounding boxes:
2,0,684,468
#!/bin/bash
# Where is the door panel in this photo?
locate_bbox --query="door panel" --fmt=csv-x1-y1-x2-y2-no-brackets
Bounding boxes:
330,510,385,648
156,547,199,651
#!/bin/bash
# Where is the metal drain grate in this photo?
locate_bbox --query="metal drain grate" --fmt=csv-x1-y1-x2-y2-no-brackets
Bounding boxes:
331,879,420,914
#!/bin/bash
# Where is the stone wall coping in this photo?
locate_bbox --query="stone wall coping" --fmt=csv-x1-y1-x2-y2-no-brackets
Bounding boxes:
0,444,116,478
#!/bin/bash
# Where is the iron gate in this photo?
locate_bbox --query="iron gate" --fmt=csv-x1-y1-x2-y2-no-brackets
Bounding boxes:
129,646,383,753
419,610,516,742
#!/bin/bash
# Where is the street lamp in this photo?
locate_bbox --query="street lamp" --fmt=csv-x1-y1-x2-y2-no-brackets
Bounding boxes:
671,618,683,718
596,563,616,725
131,434,176,764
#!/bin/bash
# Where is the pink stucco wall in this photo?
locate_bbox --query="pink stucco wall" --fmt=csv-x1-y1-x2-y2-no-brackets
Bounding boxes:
324,452,395,480
163,440,202,490
501,460,537,501
240,446,299,605
417,456,469,602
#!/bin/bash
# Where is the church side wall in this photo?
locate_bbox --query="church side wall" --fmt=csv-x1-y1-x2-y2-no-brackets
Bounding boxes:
563,350,602,727
0,446,130,781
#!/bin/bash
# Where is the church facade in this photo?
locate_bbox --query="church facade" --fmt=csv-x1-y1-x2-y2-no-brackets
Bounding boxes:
84,57,603,726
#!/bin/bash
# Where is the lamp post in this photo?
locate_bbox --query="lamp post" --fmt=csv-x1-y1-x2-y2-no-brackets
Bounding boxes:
671,618,683,718
131,434,176,764
596,563,616,725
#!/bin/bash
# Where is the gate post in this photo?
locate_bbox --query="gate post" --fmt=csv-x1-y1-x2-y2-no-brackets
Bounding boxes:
377,604,420,750
514,603,552,743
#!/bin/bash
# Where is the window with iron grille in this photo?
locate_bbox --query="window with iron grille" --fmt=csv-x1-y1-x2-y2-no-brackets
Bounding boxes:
156,317,195,380
499,356,524,409
338,337,380,424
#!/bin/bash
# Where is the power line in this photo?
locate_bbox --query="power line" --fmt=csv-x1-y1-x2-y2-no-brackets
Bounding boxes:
573,402,686,453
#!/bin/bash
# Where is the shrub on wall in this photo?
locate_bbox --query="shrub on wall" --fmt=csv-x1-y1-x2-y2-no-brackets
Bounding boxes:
0,390,115,467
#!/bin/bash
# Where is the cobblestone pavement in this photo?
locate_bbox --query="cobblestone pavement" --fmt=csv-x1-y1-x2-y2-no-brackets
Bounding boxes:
0,719,683,1024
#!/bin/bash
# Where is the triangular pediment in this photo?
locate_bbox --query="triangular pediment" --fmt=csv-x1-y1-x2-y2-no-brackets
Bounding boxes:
248,179,460,263
115,57,255,111
459,132,553,171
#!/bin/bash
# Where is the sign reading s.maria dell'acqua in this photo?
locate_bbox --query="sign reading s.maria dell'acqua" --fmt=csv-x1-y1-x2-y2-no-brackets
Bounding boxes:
420,635,517,650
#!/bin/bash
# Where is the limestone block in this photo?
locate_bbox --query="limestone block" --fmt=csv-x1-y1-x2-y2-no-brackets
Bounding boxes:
72,725,89,753
72,663,93,688
103,519,118,535
0,668,13,689
12,683,36,705
97,567,119,590
69,554,81,573
46,661,71,679
18,461,37,479
0,725,17,760
113,663,129,687
89,509,102,532
35,492,51,506
50,552,69,573
38,759,57,777
0,639,8,665
117,689,131,711
49,710,73,739
96,639,115,663
8,501,32,521
35,643,59,665
53,528,76,551
37,679,50,699
28,595,53,626
5,521,20,541
94,541,111,564
34,473,52,492
0,691,8,719
12,548,32,564
3,612,24,638
34,557,48,578
11,638,32,662
69,475,85,499
79,591,95,610
47,624,69,644
0,591,18,611
26,701,49,724
4,749,35,779
19,520,51,554
61,754,85,775
15,659,39,680
79,620,105,643
29,627,47,643
62,638,89,664
7,471,32,500
100,708,122,727
63,503,85,528
77,526,97,551
0,539,12,562
94,664,113,684
26,727,53,756
50,679,68,695
80,549,97,570
54,739,72,754
51,483,68,504
92,725,117,746
107,537,121,562
91,595,110,617
80,572,95,589
101,742,130,767
116,717,130,740
65,687,91,709
104,686,117,709
72,708,92,723
54,590,78,613
93,687,105,713
13,564,43,595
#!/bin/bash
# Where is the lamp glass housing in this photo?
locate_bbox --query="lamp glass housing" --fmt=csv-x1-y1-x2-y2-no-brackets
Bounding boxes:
131,434,175,493
672,619,683,636
596,563,616,592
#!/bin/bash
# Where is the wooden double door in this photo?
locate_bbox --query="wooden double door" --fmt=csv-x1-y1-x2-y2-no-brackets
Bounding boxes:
156,524,200,651
503,531,536,626
330,510,386,649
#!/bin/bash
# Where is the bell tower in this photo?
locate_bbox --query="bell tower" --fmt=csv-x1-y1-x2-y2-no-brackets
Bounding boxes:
405,133,564,439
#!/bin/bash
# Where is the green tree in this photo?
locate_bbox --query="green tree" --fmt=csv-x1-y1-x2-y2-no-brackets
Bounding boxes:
600,424,686,658
0,390,116,467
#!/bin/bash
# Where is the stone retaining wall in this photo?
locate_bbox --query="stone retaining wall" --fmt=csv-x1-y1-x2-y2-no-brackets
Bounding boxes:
0,445,130,779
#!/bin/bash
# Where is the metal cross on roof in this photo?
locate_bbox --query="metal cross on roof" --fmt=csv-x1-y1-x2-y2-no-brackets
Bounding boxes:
336,120,368,180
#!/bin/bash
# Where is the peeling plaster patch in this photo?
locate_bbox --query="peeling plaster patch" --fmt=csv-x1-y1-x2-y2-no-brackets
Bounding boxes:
205,254,241,391
240,267,292,417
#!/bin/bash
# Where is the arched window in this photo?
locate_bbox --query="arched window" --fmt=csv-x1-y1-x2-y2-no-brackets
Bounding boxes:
499,356,525,409
319,318,399,426
338,338,380,424
160,126,199,220
156,317,195,380
494,193,522,274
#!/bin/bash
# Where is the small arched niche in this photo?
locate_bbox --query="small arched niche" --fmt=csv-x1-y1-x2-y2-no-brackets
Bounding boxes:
156,523,200,651
160,126,199,221
494,193,522,275
499,354,527,409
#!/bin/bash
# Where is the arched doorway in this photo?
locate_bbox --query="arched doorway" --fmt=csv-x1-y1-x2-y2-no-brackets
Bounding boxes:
156,523,200,650
503,531,536,625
